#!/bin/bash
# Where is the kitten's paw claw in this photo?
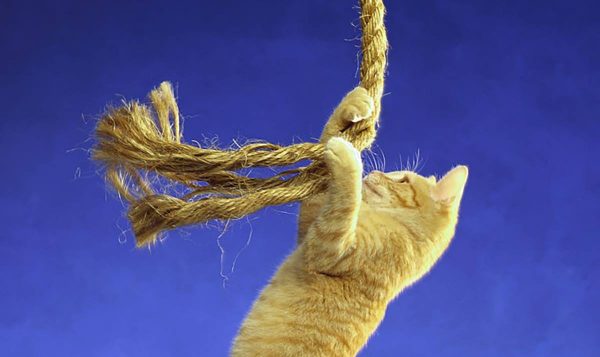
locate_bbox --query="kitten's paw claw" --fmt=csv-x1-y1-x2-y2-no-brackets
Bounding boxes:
338,87,375,123
324,137,362,174
350,114,363,123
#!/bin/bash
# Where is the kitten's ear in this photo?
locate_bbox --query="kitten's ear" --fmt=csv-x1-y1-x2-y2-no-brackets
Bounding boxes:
431,165,469,206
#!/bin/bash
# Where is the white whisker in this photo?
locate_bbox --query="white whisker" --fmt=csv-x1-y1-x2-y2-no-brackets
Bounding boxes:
372,150,380,172
397,154,403,171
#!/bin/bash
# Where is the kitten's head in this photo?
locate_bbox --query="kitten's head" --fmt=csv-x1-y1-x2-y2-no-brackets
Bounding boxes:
362,165,468,216
360,165,468,290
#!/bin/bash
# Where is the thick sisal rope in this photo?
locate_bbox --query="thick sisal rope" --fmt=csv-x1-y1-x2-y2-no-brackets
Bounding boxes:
93,0,388,247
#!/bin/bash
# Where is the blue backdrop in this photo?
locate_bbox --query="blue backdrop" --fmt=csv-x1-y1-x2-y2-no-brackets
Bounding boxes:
1,0,599,356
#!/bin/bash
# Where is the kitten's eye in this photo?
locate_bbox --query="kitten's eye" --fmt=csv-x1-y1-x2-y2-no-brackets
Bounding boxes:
398,176,409,183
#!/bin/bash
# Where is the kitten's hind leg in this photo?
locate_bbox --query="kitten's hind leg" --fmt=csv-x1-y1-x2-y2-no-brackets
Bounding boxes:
304,137,363,275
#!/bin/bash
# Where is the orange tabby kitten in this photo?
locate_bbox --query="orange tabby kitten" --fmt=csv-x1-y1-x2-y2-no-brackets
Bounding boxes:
231,87,468,356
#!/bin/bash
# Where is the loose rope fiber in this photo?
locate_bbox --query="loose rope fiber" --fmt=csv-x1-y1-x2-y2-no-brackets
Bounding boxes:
93,0,388,248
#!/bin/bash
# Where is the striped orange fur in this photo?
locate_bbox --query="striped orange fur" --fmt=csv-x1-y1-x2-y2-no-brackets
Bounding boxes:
231,87,469,356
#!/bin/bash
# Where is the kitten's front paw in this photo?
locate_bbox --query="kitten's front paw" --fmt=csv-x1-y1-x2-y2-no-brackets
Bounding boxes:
324,137,362,175
337,86,375,123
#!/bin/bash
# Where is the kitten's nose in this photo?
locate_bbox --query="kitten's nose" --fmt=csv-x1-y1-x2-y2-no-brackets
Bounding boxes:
365,170,384,182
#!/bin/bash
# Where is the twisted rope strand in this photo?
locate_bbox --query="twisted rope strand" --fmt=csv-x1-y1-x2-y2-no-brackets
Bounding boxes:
93,0,388,247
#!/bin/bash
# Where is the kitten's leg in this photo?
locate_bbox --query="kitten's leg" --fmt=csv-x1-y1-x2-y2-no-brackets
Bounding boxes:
297,87,373,245
304,137,363,274
320,86,374,143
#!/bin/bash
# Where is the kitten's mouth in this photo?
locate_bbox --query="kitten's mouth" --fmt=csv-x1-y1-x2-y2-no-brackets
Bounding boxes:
363,180,384,197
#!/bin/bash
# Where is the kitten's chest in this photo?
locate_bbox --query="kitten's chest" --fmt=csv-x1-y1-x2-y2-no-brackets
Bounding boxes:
233,253,388,356
237,278,386,356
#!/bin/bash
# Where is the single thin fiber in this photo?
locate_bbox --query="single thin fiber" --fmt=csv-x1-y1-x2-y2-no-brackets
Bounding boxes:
93,0,388,248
